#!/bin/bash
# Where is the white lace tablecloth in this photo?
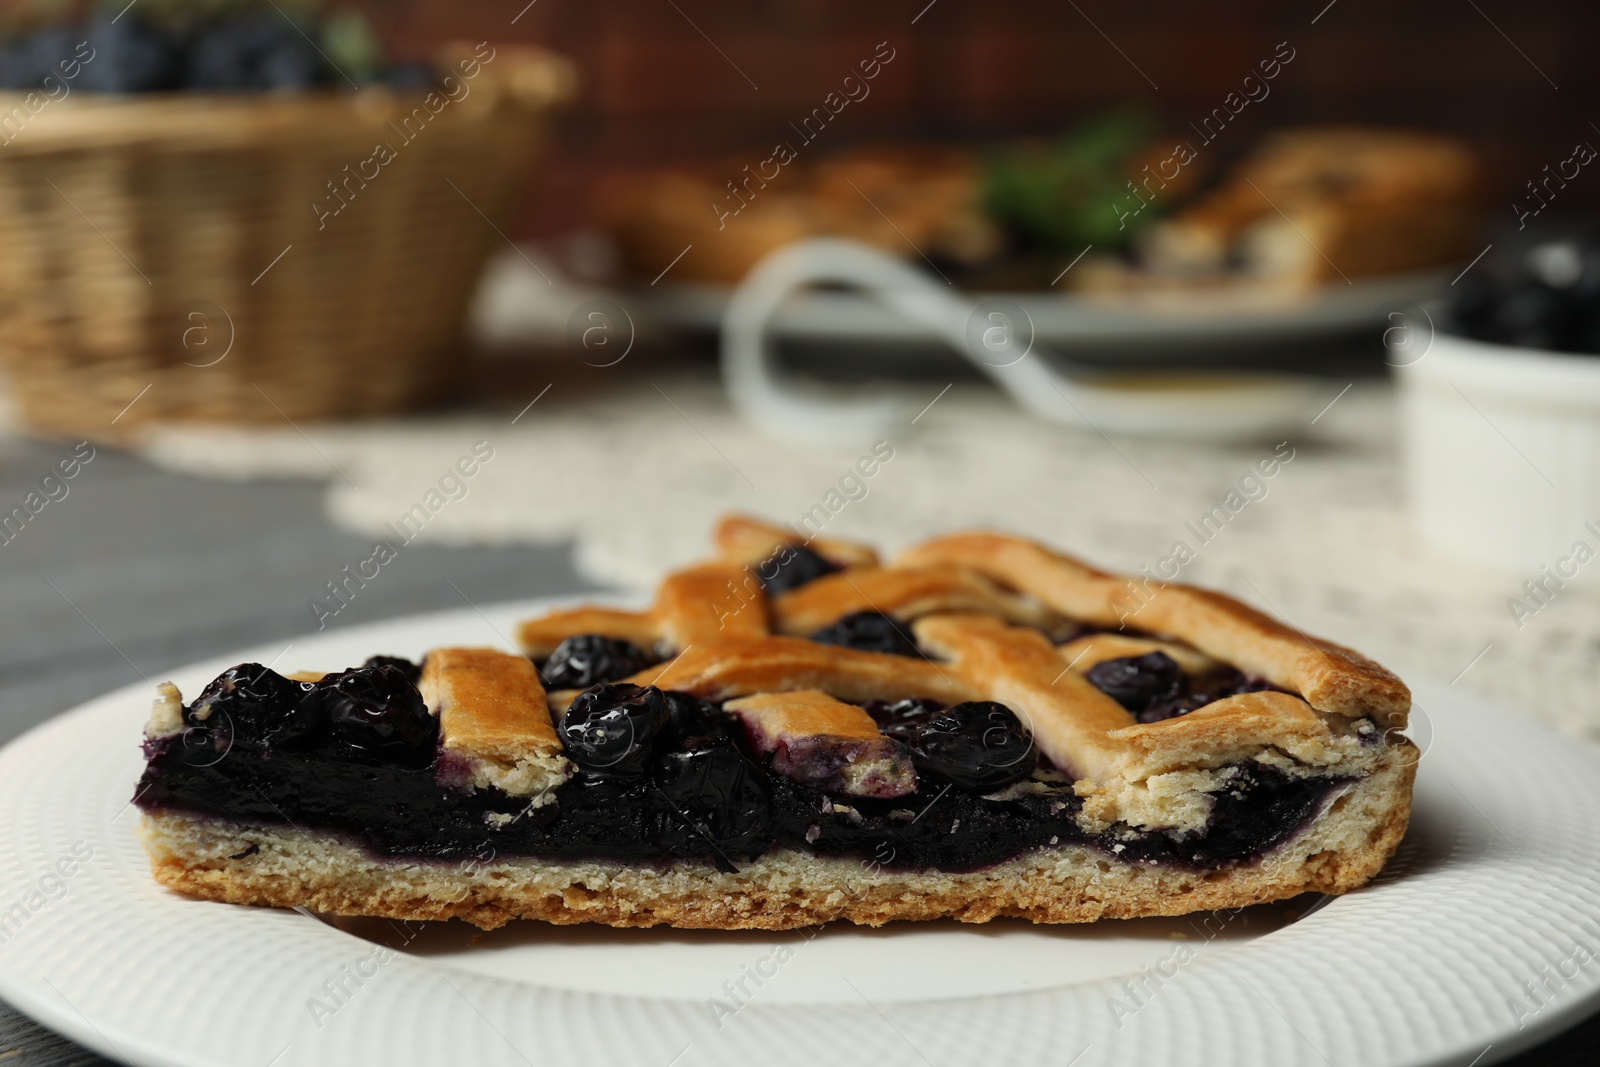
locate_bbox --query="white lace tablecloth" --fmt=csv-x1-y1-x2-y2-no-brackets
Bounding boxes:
137,377,1600,741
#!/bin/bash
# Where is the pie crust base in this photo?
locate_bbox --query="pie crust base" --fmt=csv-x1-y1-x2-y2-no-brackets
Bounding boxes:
138,744,1414,931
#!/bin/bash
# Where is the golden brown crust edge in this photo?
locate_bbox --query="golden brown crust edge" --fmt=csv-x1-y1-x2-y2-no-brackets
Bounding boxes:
139,746,1414,932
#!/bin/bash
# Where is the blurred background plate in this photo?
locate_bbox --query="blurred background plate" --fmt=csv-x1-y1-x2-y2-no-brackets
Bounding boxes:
633,269,1446,356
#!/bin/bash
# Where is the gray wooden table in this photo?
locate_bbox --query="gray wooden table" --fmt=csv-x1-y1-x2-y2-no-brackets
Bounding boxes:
0,435,1592,1065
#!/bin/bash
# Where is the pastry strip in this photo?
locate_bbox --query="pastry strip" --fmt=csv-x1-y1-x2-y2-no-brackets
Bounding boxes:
725,690,916,799
654,561,768,646
517,608,661,659
912,614,1132,781
421,647,571,799
517,563,768,663
1109,690,1373,777
1058,633,1217,676
635,636,980,706
771,565,1057,635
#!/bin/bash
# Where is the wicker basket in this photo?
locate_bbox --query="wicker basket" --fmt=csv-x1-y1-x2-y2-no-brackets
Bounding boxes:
0,44,573,435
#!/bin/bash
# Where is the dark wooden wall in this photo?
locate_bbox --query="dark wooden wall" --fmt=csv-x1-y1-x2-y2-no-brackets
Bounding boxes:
363,0,1594,238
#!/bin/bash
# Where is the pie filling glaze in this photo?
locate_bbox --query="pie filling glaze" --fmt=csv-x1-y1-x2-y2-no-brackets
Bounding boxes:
135,652,1349,875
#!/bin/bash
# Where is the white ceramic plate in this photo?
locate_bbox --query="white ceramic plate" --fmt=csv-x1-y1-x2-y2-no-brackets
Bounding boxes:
0,597,1597,1067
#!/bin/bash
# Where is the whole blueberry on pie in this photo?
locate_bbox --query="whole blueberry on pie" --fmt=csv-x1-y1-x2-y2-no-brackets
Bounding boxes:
135,515,1415,930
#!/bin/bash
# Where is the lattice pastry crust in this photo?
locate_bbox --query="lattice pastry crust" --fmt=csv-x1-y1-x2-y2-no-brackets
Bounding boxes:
515,516,1409,835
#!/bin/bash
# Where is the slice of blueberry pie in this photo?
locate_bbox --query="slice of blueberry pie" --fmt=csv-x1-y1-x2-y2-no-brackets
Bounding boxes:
136,515,1415,930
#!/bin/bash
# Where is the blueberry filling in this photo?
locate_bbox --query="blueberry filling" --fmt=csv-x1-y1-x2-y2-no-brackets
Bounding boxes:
1111,763,1337,866
653,734,770,866
186,662,322,752
137,664,1345,873
863,697,947,744
1138,668,1273,723
558,683,671,776
662,690,739,744
1085,652,1183,712
321,665,438,768
905,701,1038,792
1085,653,1274,724
870,698,1040,790
810,612,923,658
754,543,838,594
361,655,422,685
539,635,655,690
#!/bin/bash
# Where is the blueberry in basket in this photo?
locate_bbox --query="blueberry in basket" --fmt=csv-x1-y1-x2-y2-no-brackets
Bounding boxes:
0,2,433,94
0,24,76,90
1450,236,1600,354
186,9,325,92
77,12,183,93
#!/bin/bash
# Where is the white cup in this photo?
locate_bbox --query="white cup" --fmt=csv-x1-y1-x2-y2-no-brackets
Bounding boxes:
1395,328,1600,571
